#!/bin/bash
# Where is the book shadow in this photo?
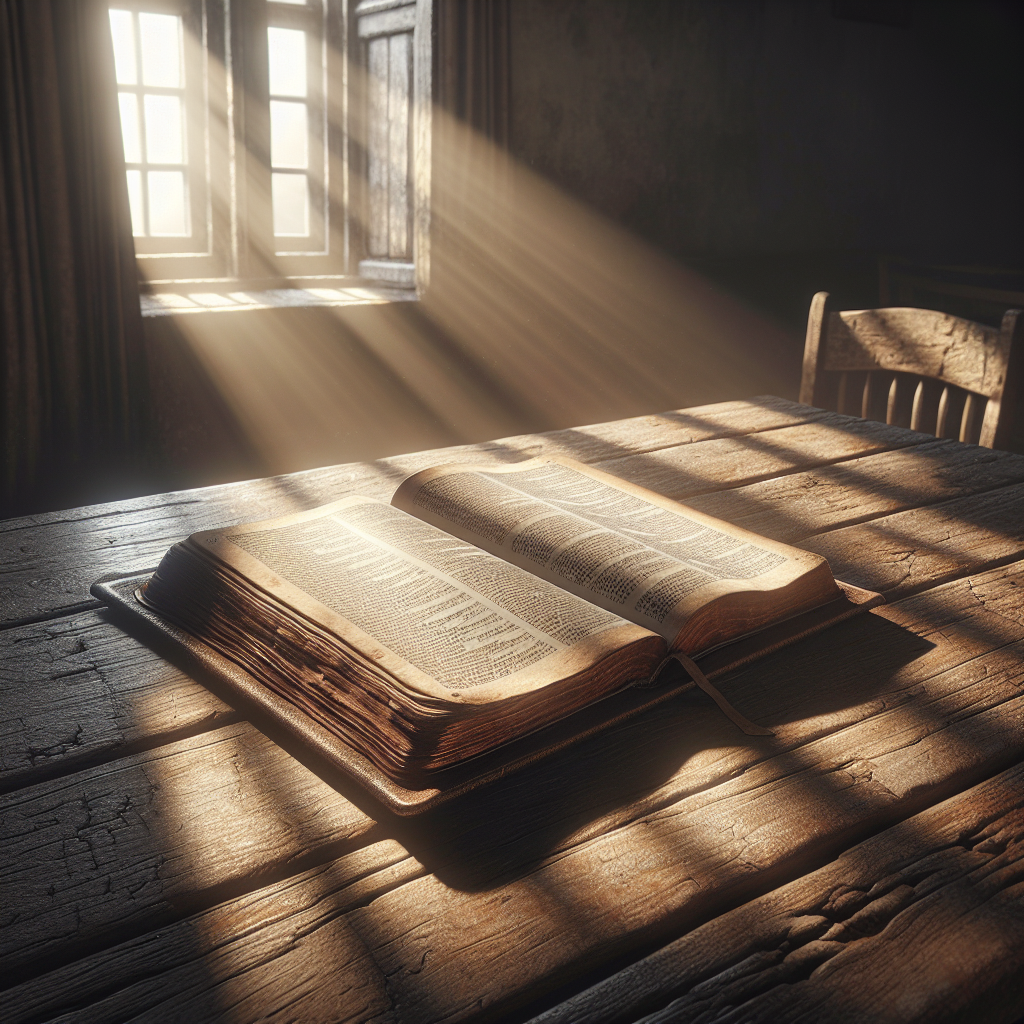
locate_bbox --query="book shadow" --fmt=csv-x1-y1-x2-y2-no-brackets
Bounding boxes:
395,609,944,890
100,596,938,895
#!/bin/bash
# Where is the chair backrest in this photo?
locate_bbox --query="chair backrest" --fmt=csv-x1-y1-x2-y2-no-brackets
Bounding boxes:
800,292,1024,449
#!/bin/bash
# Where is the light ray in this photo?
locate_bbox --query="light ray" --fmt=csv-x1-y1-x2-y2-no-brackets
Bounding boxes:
137,40,800,480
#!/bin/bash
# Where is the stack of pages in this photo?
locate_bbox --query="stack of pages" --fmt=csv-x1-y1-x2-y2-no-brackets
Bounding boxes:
140,457,847,786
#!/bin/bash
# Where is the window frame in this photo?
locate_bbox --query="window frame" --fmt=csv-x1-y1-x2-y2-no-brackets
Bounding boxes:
110,0,230,277
111,0,428,294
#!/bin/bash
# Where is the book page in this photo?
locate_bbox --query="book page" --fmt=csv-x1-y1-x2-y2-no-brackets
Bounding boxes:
208,496,647,697
392,457,825,642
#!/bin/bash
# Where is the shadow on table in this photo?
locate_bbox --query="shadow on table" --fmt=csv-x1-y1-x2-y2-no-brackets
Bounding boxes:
55,568,1012,1024
95,588,932,897
387,611,933,891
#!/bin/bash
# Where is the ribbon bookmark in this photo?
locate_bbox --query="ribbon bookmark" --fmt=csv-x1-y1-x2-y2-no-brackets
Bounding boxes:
654,651,773,737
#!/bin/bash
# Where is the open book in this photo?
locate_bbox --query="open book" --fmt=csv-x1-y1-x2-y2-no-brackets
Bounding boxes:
137,457,860,789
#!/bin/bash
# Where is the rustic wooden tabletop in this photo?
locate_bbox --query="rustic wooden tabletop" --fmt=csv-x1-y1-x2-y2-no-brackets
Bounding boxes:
2,396,1022,1024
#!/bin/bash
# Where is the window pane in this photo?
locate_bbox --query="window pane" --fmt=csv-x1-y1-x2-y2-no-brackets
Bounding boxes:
272,172,309,236
148,170,189,235
126,169,144,236
139,12,183,88
270,100,308,169
108,10,137,85
268,28,306,97
118,92,141,164
145,94,185,164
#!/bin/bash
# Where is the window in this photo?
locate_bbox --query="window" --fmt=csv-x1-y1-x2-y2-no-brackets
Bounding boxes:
109,3,213,264
108,0,430,291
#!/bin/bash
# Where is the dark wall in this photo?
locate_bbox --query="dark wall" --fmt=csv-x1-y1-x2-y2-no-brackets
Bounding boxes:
507,0,1024,326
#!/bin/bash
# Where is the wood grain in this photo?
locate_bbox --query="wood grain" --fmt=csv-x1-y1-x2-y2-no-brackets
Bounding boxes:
14,638,1018,1024
387,32,411,257
0,414,949,792
339,656,1022,1023
825,307,1008,398
5,492,996,805
3,401,1022,1023
0,397,822,626
802,480,1024,598
528,764,1024,1024
684,439,1024,543
366,34,390,257
3,538,1020,827
3,562,1021,1017
0,609,235,793
0,722,388,978
594,412,934,499
9,467,1011,802
411,0,431,292
5,406,1015,635
1,842,422,1024
801,298,1024,448
420,560,1024,876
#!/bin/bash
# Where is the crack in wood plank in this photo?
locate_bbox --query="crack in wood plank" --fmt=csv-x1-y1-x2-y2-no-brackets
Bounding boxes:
525,765,1024,1024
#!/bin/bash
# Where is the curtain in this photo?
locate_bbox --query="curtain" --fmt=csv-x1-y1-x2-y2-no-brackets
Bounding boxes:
1,0,145,518
435,0,510,147
428,0,511,290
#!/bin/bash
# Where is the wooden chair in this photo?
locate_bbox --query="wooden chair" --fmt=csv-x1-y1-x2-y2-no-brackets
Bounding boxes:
800,292,1024,449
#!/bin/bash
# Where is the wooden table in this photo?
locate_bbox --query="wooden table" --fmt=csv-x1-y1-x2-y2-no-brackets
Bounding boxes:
2,396,1023,1024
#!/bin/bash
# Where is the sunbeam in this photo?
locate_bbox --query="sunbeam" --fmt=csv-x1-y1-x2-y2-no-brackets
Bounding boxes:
136,36,800,480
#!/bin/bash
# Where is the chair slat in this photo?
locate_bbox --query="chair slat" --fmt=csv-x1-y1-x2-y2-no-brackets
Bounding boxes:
936,386,950,438
823,308,1006,396
886,376,898,425
910,379,926,431
801,293,1023,450
960,393,981,444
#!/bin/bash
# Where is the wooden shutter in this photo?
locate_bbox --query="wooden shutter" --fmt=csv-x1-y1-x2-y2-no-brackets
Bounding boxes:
355,0,431,291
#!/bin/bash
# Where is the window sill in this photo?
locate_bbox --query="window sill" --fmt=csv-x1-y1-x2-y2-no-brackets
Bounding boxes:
139,284,417,318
